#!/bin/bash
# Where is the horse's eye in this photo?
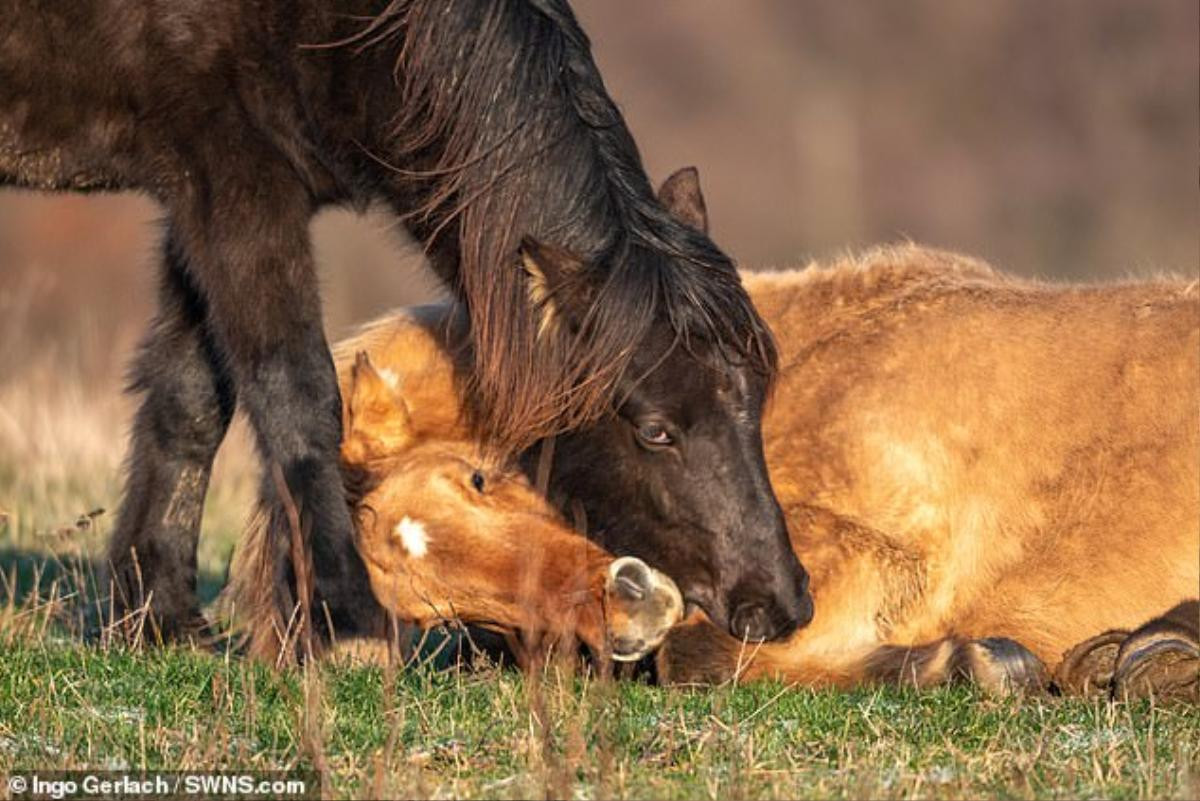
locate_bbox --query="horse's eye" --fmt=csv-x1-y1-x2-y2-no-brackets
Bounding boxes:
636,421,673,448
470,470,486,493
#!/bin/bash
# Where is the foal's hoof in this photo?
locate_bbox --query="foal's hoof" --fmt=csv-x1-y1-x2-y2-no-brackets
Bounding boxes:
1111,627,1199,702
1053,630,1126,696
961,637,1049,695
604,557,683,662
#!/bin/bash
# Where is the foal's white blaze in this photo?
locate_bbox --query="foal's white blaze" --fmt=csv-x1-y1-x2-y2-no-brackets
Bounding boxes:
377,367,401,389
394,516,429,558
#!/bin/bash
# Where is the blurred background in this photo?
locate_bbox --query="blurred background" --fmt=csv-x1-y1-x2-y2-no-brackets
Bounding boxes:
2,1,1197,369
0,1,1196,555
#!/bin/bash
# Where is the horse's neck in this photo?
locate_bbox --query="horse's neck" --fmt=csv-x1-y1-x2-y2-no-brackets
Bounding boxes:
358,0,651,259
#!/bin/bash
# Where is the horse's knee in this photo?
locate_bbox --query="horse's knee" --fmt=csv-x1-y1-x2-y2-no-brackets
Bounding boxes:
240,342,343,466
128,236,236,458
129,339,235,459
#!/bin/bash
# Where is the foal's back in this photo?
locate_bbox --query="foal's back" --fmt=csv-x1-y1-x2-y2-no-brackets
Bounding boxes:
746,245,1198,661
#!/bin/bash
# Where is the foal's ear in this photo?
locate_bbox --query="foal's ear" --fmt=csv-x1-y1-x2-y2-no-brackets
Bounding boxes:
519,236,591,337
657,166,709,235
343,352,416,463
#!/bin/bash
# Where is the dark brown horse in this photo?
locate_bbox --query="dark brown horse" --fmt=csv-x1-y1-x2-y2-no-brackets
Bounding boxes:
0,1,809,643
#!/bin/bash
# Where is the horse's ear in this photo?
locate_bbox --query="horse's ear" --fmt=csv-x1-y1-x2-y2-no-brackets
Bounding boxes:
519,236,591,337
657,166,709,235
343,351,416,463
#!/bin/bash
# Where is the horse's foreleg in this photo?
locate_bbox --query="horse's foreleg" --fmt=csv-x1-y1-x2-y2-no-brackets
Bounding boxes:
656,620,1048,694
108,230,235,640
170,167,378,644
655,502,1049,692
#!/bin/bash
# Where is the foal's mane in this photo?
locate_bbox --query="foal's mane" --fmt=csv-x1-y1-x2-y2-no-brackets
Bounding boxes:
353,0,777,449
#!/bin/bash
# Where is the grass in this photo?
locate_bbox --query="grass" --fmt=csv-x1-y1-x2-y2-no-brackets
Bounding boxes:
1,631,1197,799
0,317,1196,800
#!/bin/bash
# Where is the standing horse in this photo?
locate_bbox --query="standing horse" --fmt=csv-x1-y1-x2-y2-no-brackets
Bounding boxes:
308,172,1197,697
0,1,808,643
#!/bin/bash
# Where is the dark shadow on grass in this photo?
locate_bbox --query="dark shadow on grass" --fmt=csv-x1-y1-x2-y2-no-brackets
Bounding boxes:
0,545,226,621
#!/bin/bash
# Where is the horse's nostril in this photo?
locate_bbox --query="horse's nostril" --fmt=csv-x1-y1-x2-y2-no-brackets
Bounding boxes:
730,602,774,642
797,590,815,627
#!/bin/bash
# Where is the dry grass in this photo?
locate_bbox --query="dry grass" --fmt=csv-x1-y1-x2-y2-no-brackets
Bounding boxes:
0,279,258,605
1,624,1197,799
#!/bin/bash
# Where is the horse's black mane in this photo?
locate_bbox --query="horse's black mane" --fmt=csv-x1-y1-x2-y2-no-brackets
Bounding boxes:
357,0,777,448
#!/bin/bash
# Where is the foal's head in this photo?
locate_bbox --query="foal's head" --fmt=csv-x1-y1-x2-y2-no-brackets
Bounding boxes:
340,352,681,661
517,169,813,643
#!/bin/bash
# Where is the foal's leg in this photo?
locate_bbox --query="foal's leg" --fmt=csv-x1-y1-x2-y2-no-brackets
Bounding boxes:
1109,599,1198,701
862,637,1048,694
108,231,235,640
655,620,1048,693
1054,600,1199,700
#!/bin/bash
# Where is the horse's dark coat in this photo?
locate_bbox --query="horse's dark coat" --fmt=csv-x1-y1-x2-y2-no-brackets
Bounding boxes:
0,0,809,642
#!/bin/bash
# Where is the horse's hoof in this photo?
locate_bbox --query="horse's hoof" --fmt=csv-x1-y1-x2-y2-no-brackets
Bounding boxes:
1111,628,1199,702
114,607,214,648
604,557,683,662
1053,630,1127,696
962,637,1048,695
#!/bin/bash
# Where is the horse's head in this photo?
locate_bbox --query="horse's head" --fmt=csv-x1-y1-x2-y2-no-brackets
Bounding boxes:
518,168,812,643
340,351,683,661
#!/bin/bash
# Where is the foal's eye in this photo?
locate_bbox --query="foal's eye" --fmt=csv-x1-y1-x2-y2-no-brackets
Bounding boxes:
636,421,673,448
470,470,486,493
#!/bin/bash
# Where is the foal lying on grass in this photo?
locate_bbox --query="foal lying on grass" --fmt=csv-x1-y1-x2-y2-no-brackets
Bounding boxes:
224,308,682,667
657,243,1198,700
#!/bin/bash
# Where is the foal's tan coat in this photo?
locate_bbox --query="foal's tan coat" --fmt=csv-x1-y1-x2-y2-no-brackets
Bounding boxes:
340,244,1196,686
665,244,1198,686
267,242,1195,688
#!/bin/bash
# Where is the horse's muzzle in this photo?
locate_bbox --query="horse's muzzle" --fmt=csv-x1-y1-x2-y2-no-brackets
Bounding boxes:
728,569,813,642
